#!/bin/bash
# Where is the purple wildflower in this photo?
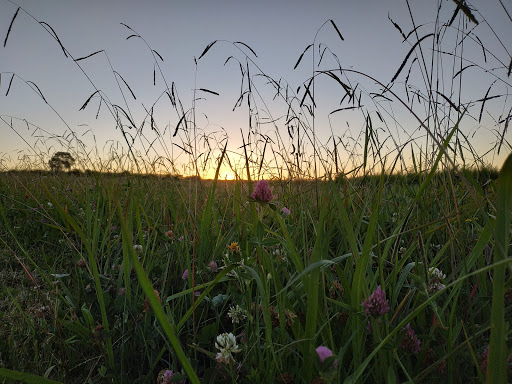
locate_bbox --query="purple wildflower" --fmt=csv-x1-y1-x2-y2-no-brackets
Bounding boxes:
362,285,390,317
316,346,338,368
157,369,184,384
281,207,291,216
161,370,173,384
400,323,421,354
250,180,275,203
316,346,332,362
182,269,189,280
208,260,218,273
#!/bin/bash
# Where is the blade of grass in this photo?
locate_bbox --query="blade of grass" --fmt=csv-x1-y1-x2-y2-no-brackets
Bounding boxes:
0,368,63,384
303,196,329,380
487,152,512,384
117,202,200,384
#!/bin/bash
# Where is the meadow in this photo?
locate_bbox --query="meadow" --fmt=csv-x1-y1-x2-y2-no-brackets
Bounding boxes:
1,163,510,383
1,1,512,383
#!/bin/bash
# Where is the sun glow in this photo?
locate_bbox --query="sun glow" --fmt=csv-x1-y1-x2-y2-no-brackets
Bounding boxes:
223,171,236,181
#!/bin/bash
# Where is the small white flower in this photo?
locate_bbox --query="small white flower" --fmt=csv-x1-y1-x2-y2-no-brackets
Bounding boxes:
47,202,53,208
428,267,446,293
215,332,239,351
227,305,247,324
133,244,143,254
430,244,441,251
215,332,240,363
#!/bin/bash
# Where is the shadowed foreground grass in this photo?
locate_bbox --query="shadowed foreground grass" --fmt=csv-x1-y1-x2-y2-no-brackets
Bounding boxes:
0,162,510,383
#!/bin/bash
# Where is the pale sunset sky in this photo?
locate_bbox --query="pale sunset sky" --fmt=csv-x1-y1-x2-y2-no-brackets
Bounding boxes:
1,0,511,178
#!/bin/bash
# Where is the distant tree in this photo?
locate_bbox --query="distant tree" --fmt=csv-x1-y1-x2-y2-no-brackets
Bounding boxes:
49,152,75,172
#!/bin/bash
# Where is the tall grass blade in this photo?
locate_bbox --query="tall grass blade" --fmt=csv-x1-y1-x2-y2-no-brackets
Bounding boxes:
487,152,512,384
39,22,68,57
3,7,20,47
0,368,63,384
234,41,258,57
293,44,313,70
198,40,217,60
26,81,47,103
114,71,137,99
198,88,220,96
74,50,104,62
390,33,434,83
330,20,344,41
303,197,329,379
117,202,200,384
5,73,14,97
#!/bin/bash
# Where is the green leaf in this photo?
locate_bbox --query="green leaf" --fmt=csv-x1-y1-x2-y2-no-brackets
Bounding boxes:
0,368,63,384
81,305,94,329
98,366,107,377
212,293,229,308
261,238,280,247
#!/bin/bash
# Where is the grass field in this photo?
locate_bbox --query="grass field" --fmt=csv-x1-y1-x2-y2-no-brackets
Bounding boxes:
0,163,511,383
1,1,512,383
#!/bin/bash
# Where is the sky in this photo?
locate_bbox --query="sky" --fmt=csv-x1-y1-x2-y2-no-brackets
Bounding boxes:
0,0,511,178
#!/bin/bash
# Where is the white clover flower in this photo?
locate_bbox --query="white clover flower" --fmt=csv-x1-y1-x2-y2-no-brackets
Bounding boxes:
215,332,239,351
429,267,445,279
215,332,240,363
428,267,446,293
227,305,247,324
430,244,441,251
133,244,143,254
